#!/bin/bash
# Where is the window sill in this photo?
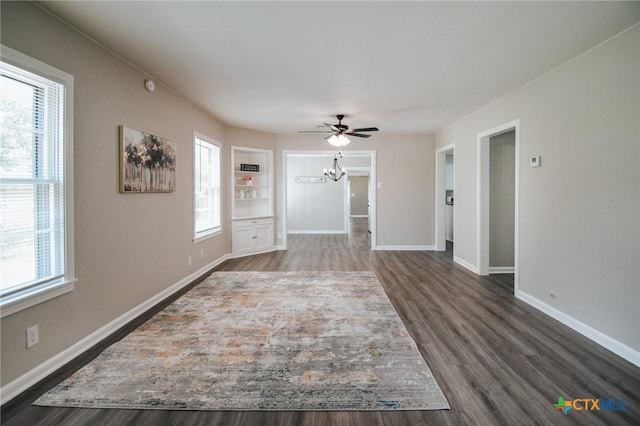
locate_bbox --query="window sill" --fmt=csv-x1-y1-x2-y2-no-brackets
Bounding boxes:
0,278,76,318
193,228,223,244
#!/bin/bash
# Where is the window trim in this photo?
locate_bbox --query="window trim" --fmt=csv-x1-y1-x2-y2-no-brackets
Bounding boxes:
0,45,75,318
193,131,222,243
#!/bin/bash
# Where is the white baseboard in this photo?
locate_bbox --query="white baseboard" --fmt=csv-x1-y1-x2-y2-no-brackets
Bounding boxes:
0,253,232,404
273,244,286,251
349,215,368,218
287,230,347,235
489,266,515,274
516,290,640,368
454,256,479,274
374,245,436,251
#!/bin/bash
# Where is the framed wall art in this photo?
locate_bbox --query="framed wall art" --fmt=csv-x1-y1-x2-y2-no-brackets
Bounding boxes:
119,125,176,193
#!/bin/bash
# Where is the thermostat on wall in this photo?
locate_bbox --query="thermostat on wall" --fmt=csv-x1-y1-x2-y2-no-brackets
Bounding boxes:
529,155,541,167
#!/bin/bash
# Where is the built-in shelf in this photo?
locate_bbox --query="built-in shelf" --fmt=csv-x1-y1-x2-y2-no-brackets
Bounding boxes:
231,146,273,220
231,146,274,257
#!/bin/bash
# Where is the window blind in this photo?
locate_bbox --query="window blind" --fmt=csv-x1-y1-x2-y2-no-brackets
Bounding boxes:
0,61,66,297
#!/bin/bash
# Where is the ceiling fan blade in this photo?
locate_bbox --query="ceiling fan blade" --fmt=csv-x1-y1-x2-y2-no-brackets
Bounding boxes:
350,127,379,132
349,133,372,138
323,134,335,140
323,123,340,132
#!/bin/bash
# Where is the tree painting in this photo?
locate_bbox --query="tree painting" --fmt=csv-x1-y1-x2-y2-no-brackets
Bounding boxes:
120,126,176,193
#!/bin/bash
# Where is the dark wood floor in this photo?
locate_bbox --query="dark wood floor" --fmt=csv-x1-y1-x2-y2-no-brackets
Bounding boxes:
3,218,639,425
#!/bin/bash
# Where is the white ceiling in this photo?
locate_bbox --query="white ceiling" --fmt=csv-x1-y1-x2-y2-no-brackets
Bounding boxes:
39,1,639,134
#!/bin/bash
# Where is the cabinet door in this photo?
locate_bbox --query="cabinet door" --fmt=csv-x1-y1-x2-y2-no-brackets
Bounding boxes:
253,224,273,252
233,226,255,255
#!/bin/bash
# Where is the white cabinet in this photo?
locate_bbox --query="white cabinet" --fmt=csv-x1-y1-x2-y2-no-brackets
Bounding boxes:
232,218,274,257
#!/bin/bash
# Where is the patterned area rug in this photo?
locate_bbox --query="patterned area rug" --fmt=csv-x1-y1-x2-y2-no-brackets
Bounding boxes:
34,271,450,411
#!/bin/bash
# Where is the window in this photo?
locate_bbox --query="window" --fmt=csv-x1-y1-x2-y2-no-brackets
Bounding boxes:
193,133,221,241
0,46,74,317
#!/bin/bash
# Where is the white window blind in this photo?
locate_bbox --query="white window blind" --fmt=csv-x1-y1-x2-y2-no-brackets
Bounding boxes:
194,134,221,240
0,47,74,316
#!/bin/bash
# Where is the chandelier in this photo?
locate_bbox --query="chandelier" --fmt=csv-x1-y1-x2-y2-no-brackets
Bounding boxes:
323,153,346,181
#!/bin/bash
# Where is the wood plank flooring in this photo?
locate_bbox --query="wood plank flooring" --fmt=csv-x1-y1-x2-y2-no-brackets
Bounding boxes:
3,218,639,425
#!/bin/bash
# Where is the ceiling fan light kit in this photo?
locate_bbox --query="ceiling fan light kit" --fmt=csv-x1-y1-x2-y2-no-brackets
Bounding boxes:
328,134,351,147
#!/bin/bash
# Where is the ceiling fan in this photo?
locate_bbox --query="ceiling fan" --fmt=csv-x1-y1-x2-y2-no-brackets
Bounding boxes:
299,114,379,146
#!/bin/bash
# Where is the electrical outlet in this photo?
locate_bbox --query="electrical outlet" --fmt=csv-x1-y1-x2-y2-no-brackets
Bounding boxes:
200,249,204,259
187,255,192,266
26,325,39,349
277,232,282,240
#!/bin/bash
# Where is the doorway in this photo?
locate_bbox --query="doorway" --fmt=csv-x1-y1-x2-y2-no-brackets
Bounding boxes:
477,120,520,293
435,144,455,254
281,151,377,250
346,168,371,240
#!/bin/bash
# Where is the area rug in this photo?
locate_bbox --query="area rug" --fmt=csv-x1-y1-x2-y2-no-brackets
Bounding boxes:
34,271,450,411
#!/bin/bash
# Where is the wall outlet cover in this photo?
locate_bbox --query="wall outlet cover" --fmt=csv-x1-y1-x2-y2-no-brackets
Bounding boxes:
26,325,39,349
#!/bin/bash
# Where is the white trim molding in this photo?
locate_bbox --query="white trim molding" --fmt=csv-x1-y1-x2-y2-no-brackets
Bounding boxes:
374,245,436,251
0,253,231,403
516,290,640,368
489,266,515,274
454,256,479,274
0,279,76,319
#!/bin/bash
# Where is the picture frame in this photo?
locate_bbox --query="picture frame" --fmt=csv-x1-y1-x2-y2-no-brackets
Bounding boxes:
240,163,260,172
119,125,176,193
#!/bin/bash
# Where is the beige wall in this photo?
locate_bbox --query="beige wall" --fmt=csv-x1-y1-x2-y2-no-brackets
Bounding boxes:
436,25,640,352
276,133,435,247
0,2,238,385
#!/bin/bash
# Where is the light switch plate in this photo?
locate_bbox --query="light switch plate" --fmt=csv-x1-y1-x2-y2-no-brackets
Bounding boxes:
529,155,541,167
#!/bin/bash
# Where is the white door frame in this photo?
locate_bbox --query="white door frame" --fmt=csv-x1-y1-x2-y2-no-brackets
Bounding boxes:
435,144,455,251
281,150,377,250
476,119,520,293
